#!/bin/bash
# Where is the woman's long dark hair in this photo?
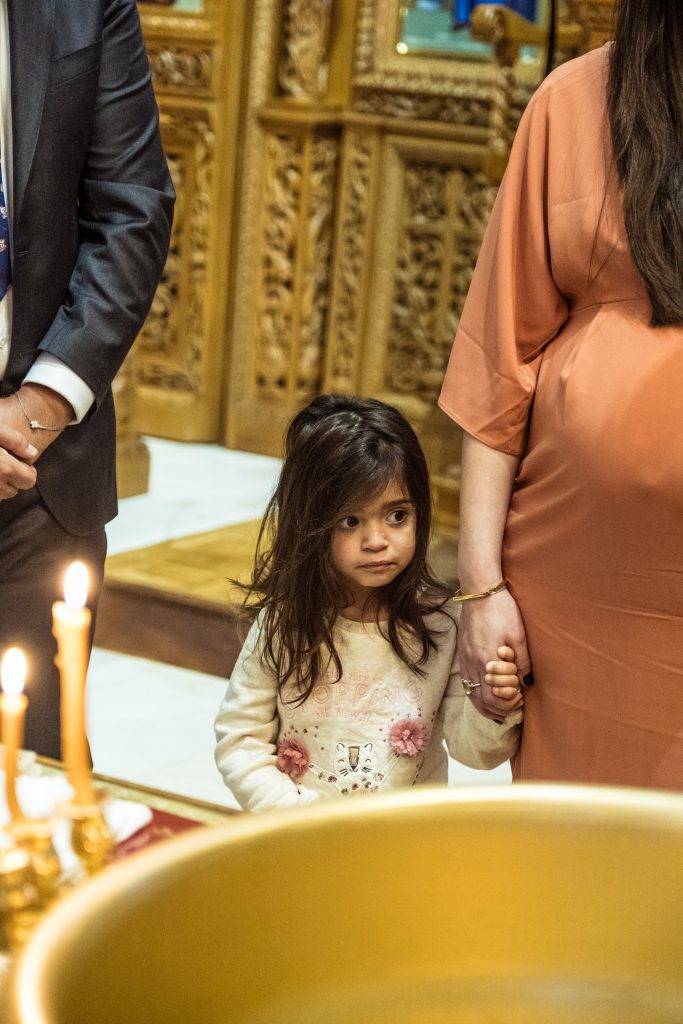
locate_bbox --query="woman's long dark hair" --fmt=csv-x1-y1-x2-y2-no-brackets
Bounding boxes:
240,394,450,704
608,0,683,326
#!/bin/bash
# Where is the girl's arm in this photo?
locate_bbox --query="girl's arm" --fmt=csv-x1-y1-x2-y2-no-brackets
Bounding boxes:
214,620,320,812
457,431,531,718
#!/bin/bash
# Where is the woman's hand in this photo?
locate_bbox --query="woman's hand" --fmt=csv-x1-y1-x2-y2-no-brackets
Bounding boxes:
458,588,531,720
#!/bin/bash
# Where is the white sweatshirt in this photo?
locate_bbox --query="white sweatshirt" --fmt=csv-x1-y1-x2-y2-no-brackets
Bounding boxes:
214,608,522,812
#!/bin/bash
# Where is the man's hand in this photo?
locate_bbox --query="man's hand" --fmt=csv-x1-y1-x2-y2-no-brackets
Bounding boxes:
0,384,74,498
4,383,74,454
0,418,38,497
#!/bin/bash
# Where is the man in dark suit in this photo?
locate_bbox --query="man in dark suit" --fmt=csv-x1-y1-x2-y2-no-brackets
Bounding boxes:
0,0,174,757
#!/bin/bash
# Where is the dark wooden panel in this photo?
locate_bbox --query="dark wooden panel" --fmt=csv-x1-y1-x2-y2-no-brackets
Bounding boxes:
94,579,246,679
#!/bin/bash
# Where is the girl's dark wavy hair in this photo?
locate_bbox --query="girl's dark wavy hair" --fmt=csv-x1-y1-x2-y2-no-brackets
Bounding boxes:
240,394,450,704
608,0,683,326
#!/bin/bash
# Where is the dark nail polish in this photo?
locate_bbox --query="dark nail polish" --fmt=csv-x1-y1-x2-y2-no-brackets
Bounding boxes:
523,672,535,687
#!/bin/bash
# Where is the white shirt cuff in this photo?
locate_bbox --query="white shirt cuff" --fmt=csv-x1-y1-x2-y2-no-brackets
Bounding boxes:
24,354,96,424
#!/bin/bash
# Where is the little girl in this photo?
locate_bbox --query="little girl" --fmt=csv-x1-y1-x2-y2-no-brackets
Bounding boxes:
214,395,522,812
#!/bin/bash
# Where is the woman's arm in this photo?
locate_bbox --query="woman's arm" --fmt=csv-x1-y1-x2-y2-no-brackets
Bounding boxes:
457,431,531,719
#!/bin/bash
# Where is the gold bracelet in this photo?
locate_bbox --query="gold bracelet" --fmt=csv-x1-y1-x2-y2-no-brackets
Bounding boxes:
452,579,507,603
14,392,62,433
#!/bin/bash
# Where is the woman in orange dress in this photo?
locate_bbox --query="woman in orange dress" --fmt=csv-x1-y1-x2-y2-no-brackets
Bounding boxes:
439,0,683,789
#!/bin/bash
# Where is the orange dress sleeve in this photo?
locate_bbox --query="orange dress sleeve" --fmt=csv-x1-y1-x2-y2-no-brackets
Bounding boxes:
438,89,569,455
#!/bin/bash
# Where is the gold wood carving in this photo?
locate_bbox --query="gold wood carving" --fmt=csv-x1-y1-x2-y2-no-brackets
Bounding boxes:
279,0,333,101
138,0,221,40
354,87,492,129
147,43,214,94
253,129,339,402
387,161,496,402
297,133,339,397
137,110,213,398
353,0,376,76
325,130,375,393
345,135,491,409
353,0,502,122
255,133,303,399
351,0,585,128
574,1,615,50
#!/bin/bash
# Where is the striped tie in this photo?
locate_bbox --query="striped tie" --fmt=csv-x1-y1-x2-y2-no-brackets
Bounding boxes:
0,161,10,300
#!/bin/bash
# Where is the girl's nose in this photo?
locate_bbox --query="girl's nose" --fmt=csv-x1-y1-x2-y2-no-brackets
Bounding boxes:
362,524,388,549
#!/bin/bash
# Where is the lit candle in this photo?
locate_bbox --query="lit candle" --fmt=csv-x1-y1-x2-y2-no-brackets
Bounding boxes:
52,562,95,806
1,648,28,823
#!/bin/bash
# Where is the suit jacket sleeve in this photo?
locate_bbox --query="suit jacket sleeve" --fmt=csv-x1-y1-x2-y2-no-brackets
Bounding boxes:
36,0,174,403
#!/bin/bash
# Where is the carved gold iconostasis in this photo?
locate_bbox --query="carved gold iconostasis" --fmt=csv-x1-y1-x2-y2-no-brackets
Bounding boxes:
134,0,616,538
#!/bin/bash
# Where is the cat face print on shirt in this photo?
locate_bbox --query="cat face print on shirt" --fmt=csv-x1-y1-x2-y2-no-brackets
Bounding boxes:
336,741,375,778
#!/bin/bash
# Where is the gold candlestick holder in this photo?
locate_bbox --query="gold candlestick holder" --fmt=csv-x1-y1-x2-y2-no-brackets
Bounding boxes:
62,792,113,875
6,818,62,905
0,847,43,951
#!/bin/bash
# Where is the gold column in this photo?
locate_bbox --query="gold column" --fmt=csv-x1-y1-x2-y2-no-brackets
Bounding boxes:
225,0,359,454
134,0,249,441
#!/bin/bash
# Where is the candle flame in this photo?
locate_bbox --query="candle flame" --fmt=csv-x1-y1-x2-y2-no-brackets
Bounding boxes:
64,561,89,609
1,648,26,696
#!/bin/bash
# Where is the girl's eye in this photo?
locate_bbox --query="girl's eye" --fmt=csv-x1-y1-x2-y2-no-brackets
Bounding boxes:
387,508,409,525
339,515,359,529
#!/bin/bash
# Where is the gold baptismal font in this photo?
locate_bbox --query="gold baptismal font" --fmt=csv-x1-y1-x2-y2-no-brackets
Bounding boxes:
3,785,683,1023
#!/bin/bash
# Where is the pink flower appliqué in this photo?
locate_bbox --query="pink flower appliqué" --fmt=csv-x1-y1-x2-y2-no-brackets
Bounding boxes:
276,738,310,780
389,718,428,758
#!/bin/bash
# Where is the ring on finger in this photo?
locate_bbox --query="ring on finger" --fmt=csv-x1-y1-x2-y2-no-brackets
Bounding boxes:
461,677,481,695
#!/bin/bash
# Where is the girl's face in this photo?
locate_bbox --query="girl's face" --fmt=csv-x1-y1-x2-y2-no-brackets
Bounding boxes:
330,480,416,621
